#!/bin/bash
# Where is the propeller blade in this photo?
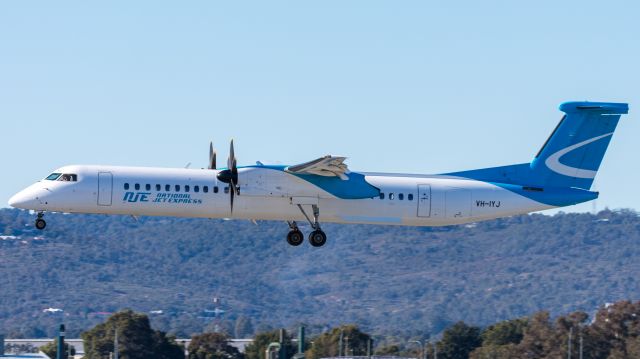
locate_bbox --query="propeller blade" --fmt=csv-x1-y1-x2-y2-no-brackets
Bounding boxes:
214,139,239,213
209,142,217,170
231,159,238,187
228,139,235,169
230,182,235,213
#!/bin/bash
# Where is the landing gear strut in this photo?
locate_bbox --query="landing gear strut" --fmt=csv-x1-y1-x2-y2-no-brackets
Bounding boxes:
286,221,304,246
298,204,327,247
35,212,46,230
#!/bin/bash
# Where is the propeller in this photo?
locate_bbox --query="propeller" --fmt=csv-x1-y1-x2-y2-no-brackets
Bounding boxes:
216,139,239,213
208,142,217,170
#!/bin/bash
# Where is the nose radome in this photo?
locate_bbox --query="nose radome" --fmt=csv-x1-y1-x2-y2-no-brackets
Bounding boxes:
8,192,22,208
8,191,27,208
7,194,16,207
8,189,40,209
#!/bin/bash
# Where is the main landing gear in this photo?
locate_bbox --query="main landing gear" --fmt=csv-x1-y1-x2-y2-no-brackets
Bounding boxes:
35,212,46,230
286,221,304,246
285,204,327,247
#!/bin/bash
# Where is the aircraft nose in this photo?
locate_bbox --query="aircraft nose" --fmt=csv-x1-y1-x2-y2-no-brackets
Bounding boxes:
8,189,41,209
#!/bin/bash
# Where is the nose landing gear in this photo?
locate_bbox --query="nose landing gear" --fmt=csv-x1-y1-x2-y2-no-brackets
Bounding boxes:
35,212,46,230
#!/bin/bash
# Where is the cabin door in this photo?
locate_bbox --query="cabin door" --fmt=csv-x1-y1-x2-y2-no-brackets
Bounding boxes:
98,172,113,206
417,184,431,217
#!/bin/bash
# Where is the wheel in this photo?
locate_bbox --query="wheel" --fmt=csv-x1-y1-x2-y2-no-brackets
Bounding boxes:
308,230,327,247
286,230,304,246
35,218,46,230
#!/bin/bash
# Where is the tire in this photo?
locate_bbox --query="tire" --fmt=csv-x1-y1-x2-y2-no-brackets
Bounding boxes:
308,230,327,247
35,219,46,230
286,230,304,246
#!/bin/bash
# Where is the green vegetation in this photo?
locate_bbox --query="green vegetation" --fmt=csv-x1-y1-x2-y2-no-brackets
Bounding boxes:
436,321,481,359
0,208,639,339
39,338,76,358
81,309,183,359
374,344,400,356
244,329,296,359
479,317,527,347
188,332,242,359
306,324,371,359
467,300,640,358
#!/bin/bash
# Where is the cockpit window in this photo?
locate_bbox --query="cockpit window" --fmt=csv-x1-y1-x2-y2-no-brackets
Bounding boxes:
58,174,77,182
45,173,61,181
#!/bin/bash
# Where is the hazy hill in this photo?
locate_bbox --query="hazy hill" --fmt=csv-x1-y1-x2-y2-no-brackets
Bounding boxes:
0,208,639,338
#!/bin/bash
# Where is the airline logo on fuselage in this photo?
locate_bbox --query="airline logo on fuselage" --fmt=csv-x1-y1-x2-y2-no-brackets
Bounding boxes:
123,192,203,204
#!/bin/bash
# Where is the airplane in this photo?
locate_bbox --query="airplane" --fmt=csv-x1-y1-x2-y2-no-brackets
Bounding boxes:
8,101,629,247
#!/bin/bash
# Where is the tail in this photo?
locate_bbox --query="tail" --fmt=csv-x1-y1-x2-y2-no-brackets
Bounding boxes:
444,101,628,190
530,101,628,189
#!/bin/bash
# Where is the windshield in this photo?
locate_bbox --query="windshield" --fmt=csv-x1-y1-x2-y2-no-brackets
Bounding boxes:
44,173,78,181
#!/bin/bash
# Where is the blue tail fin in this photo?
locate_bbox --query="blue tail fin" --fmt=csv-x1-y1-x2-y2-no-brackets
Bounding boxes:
530,101,628,189
444,101,628,190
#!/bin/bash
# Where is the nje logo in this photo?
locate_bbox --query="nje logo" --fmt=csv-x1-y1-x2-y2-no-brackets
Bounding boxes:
123,192,151,203
122,192,203,205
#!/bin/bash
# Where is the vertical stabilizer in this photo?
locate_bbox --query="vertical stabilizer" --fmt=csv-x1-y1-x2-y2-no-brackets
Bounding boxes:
530,101,628,189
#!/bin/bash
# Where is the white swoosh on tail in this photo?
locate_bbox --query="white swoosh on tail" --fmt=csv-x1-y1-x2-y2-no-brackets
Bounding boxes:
545,132,613,179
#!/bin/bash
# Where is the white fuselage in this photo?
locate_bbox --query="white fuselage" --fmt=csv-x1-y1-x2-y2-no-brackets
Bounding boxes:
9,165,553,227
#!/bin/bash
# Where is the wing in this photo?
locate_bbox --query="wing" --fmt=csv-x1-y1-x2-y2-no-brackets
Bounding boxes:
286,155,350,180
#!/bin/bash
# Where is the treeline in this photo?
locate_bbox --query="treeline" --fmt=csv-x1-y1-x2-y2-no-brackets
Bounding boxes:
379,300,640,359
37,300,640,359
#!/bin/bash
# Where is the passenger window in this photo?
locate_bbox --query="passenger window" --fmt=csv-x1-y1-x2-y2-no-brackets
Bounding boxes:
185,185,190,192
45,173,61,181
124,183,129,190
214,186,219,193
175,185,180,192
389,193,395,200
135,183,140,190
165,184,171,191
224,187,229,194
194,185,199,193
203,186,209,193
379,193,385,200
145,184,151,191
399,193,404,200
408,194,414,201
156,184,161,191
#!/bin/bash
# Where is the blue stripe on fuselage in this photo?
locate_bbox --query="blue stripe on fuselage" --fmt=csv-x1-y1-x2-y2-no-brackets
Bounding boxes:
243,164,380,199
292,172,380,199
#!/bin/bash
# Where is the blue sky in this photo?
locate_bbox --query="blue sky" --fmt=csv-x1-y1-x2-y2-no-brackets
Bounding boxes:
1,1,638,213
